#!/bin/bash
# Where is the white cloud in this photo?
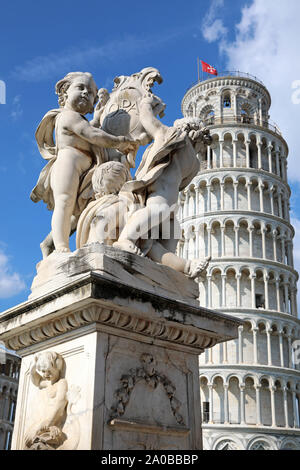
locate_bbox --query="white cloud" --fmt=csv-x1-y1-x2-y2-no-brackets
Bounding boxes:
203,19,228,43
0,249,26,299
219,0,300,183
202,0,228,43
11,95,23,120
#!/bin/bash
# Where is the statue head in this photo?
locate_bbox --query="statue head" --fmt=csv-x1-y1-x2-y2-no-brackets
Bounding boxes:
31,351,65,387
55,72,98,114
97,88,109,107
92,161,130,198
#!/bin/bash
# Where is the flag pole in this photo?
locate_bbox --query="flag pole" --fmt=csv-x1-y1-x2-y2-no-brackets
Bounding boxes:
197,57,200,82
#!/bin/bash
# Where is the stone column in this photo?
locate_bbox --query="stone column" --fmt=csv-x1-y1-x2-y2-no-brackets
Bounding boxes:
195,188,199,215
261,226,266,259
245,140,250,168
257,142,262,169
233,182,238,210
207,274,212,308
270,187,274,215
219,141,224,168
284,282,289,314
272,230,277,261
278,192,283,218
275,278,281,312
258,98,263,124
221,225,225,257
233,140,238,167
268,144,273,173
223,342,228,364
270,386,277,427
283,387,289,428
279,330,284,367
264,272,269,309
195,229,200,258
238,326,243,364
255,384,262,425
207,184,211,212
208,384,214,423
288,335,293,368
224,384,229,424
236,273,241,307
246,181,252,210
291,288,297,317
248,226,254,257
281,237,285,263
252,327,258,364
292,389,299,428
220,182,224,211
207,227,212,258
221,274,227,307
234,226,239,257
240,383,245,425
258,182,264,212
233,93,238,116
275,150,280,176
266,327,272,366
250,273,256,308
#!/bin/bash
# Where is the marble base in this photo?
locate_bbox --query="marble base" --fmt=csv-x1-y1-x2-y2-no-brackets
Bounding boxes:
0,255,242,450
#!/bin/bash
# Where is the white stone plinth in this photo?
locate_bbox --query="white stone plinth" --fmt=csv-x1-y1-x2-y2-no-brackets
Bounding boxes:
0,249,241,450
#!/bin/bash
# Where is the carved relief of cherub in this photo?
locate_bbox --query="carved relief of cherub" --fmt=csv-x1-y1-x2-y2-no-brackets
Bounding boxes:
24,351,68,450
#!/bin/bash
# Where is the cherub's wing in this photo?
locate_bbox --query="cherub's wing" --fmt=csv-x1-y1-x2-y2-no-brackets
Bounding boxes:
35,108,61,160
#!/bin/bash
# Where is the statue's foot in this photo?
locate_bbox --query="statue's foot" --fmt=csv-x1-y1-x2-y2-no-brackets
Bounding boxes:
184,256,211,279
54,246,71,254
40,240,55,260
113,239,144,256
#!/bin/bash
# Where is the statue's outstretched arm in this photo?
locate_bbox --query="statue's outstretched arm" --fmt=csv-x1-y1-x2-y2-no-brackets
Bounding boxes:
67,113,138,154
139,95,168,139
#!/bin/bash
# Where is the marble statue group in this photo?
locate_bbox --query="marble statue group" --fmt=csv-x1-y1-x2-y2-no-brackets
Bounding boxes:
31,67,211,279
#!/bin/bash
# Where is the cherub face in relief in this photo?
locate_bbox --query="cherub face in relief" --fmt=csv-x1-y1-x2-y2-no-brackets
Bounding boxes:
36,357,60,384
65,75,97,114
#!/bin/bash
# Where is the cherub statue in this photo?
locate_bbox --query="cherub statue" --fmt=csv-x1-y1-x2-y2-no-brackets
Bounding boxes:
24,351,68,450
112,92,211,276
30,72,138,255
76,161,209,278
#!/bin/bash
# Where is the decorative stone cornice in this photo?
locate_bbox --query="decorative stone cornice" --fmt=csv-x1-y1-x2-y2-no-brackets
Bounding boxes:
3,303,221,352
0,273,241,354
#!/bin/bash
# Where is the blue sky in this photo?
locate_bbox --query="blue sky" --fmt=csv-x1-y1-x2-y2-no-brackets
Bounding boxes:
0,0,300,311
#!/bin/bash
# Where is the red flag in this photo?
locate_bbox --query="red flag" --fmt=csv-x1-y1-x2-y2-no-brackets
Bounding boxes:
201,60,218,76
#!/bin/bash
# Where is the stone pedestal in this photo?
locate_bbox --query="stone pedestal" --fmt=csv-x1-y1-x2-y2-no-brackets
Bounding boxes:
0,247,242,450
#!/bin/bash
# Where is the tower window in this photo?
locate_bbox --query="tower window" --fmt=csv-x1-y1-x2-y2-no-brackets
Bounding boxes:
255,294,265,309
203,401,210,422
223,94,231,108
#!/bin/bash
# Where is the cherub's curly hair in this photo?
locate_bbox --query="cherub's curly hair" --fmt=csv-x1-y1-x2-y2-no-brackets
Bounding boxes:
92,161,130,197
55,72,98,110
30,351,65,388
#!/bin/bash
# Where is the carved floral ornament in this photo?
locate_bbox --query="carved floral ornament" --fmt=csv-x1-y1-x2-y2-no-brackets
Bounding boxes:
110,354,184,426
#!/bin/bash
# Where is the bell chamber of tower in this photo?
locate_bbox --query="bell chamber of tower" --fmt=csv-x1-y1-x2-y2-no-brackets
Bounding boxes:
178,72,300,451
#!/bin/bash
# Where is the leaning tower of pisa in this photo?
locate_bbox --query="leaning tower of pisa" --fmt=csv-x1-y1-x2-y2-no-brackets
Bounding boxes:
178,72,300,450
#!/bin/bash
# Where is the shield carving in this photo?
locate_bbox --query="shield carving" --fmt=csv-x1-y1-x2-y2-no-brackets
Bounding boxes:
100,67,163,141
